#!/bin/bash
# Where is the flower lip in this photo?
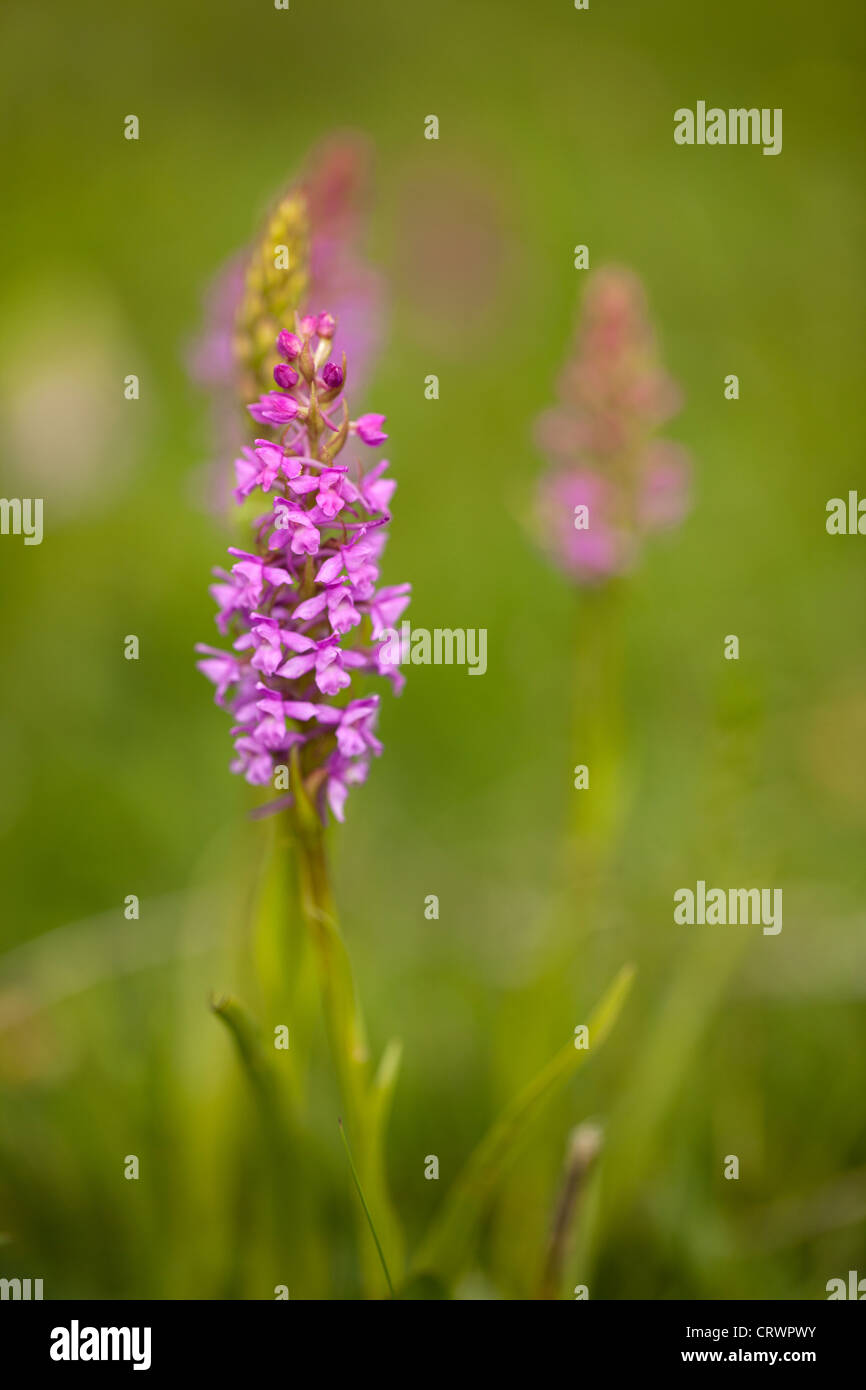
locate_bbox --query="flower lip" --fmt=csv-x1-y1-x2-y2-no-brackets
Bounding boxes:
355,412,388,446
248,392,300,425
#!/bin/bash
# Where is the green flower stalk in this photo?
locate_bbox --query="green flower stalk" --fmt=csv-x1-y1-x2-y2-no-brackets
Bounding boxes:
289,781,405,1297
198,292,407,1296
533,267,692,896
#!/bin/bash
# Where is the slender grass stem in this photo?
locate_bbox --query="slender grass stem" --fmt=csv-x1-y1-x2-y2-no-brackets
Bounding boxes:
338,1118,395,1299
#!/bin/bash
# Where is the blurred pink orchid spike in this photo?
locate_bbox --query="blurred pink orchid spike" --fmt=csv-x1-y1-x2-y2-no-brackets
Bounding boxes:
535,267,691,583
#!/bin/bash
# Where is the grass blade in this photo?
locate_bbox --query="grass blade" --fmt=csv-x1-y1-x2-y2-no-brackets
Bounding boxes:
338,1117,395,1299
414,962,635,1284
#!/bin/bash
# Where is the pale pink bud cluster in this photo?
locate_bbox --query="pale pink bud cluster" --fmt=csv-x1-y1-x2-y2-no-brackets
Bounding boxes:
188,133,387,512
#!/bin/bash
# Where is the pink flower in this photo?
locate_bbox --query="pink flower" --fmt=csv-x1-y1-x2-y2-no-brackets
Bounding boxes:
638,441,691,530
355,413,388,447
248,393,301,426
278,330,302,359
536,470,634,583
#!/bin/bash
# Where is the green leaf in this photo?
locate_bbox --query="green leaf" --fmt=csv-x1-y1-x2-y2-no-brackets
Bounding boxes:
413,963,635,1284
371,1037,402,1132
211,993,280,1121
293,829,405,1295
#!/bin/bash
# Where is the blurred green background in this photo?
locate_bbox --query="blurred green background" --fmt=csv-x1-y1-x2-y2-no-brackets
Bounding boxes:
1,0,864,1298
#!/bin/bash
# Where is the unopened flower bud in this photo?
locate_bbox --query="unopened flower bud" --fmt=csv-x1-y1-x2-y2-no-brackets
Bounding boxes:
322,362,344,390
277,330,302,360
316,312,337,338
274,362,299,389
299,315,317,337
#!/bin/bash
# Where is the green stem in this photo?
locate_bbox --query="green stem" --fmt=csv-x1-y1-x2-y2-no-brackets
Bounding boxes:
294,824,368,1102
289,807,403,1296
569,582,627,905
